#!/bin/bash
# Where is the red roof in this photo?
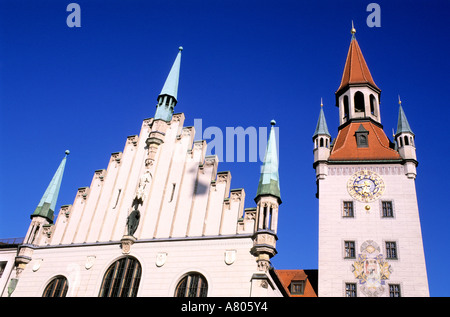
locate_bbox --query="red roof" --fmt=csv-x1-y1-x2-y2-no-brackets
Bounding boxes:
336,38,380,94
329,121,401,161
274,269,318,297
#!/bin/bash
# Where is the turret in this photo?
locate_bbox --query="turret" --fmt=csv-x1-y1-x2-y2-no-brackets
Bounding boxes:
313,100,331,182
13,151,69,287
154,47,183,122
395,97,417,178
251,120,281,272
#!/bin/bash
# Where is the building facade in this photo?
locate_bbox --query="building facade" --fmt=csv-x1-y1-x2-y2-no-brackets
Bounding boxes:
1,47,286,297
1,28,430,298
313,27,429,297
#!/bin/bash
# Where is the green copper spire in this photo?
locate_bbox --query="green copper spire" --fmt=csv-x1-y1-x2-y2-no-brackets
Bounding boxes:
395,97,414,136
313,99,330,138
154,47,183,121
256,120,281,200
31,150,69,223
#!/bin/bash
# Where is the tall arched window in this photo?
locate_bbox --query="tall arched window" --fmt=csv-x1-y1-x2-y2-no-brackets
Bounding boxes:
370,94,377,116
354,91,365,113
404,136,409,146
99,256,141,297
175,273,208,297
43,275,68,297
343,95,349,120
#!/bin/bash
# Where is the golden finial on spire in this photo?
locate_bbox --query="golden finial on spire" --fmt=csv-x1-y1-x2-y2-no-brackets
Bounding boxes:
320,97,323,107
398,94,402,105
351,20,356,35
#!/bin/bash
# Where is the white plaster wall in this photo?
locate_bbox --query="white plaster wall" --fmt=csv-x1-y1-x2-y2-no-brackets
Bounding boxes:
318,164,429,297
9,237,266,297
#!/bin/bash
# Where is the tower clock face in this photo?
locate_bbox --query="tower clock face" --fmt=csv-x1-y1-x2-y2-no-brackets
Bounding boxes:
347,170,385,202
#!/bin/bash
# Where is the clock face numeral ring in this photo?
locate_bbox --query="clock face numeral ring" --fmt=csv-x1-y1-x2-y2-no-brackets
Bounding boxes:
347,170,385,202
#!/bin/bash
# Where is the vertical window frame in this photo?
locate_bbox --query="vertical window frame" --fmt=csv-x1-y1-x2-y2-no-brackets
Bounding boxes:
342,201,354,218
344,240,356,259
345,282,357,297
381,200,394,218
389,284,401,297
385,241,398,260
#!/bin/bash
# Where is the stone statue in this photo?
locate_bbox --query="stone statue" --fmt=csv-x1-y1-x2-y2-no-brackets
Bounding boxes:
126,208,141,237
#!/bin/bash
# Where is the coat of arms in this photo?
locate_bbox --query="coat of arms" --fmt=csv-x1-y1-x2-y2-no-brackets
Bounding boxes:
351,240,393,297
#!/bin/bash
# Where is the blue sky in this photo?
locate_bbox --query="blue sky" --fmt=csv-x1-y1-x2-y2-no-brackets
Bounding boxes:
1,0,449,297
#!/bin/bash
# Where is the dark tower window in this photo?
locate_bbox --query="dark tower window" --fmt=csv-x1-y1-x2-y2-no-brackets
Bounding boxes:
343,95,349,120
404,136,409,145
370,94,377,115
358,135,367,146
355,124,369,148
354,91,365,113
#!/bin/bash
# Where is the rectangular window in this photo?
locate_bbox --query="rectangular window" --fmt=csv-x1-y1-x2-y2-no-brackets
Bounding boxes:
389,284,401,297
345,283,357,297
290,280,305,295
343,201,354,217
382,201,393,217
344,241,356,259
386,241,398,259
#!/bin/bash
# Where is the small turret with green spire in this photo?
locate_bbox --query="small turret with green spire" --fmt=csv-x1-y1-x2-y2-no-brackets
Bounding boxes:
255,120,281,202
252,120,281,272
31,150,69,223
394,96,417,178
396,96,414,136
313,98,331,138
154,47,183,121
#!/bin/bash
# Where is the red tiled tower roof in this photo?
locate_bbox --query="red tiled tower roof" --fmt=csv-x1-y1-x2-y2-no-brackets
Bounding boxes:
329,121,401,161
336,38,380,94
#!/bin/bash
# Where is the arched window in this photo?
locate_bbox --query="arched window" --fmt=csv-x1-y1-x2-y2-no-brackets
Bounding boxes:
354,91,365,113
175,273,208,297
320,138,324,147
404,136,409,146
43,275,68,297
99,256,141,297
370,94,377,115
343,96,349,120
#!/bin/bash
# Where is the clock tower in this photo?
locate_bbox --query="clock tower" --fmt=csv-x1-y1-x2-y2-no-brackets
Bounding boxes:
313,26,429,297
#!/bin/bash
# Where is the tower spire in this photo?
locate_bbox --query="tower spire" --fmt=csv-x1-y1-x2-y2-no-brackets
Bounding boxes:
256,120,281,201
154,47,183,121
313,99,330,138
31,150,69,223
396,97,414,136
336,27,380,95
